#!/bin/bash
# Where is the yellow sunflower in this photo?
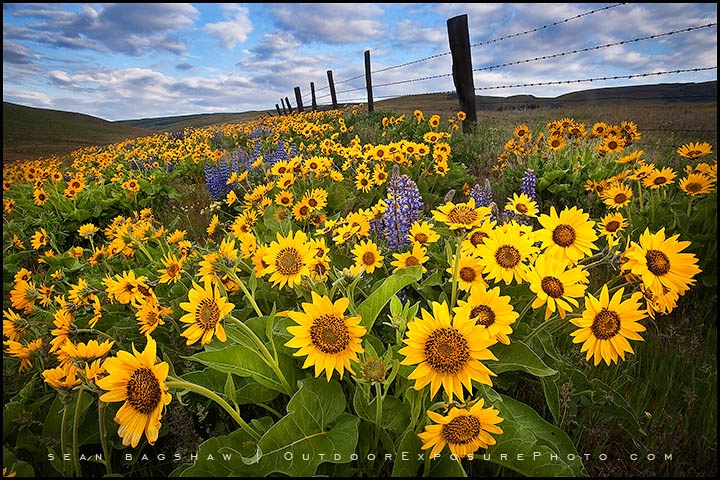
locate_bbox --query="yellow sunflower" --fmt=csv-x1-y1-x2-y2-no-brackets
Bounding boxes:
535,206,598,264
432,197,492,231
408,220,441,246
96,336,172,448
505,192,538,218
284,292,366,381
642,167,677,189
43,362,81,389
157,252,184,284
601,182,634,209
447,254,487,292
474,221,538,286
679,173,715,196
460,220,496,257
676,141,713,159
351,239,384,274
262,230,312,289
418,398,503,459
399,301,497,401
178,280,234,346
597,212,628,239
390,242,429,274
453,285,518,345
527,253,588,321
570,285,647,366
31,228,48,250
3,308,28,342
620,227,701,299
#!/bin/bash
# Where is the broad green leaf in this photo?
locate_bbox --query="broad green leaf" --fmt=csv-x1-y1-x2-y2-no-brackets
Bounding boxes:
245,377,360,476
357,266,423,330
565,367,643,435
352,387,411,433
391,429,423,477
187,345,292,394
183,368,279,405
475,386,588,477
4,446,36,477
541,376,561,424
487,340,557,377
175,418,274,477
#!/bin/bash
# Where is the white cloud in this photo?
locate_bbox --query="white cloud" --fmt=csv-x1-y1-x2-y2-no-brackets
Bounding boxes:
205,4,253,49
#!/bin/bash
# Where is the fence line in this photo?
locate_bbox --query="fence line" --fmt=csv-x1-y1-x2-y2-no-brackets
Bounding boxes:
278,6,717,125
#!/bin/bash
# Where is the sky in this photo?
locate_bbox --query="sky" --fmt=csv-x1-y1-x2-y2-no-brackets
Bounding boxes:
3,3,717,122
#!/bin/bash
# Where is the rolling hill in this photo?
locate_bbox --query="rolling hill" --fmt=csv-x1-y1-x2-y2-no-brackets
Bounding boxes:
3,80,716,163
3,102,156,163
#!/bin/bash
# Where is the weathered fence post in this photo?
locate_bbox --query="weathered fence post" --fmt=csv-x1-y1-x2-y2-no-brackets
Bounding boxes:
447,14,477,132
285,96,294,114
327,70,338,110
365,50,374,113
275,103,282,116
294,87,304,113
280,98,288,115
310,82,318,111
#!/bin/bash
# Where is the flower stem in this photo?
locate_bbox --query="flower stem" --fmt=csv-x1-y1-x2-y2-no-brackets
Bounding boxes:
449,235,464,309
61,402,71,476
72,385,85,478
374,382,384,448
166,378,262,441
97,400,112,474
222,267,264,318
228,315,293,395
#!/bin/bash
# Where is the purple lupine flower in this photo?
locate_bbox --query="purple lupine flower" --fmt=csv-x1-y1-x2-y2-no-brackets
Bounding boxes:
521,169,537,202
382,166,423,249
204,162,229,201
469,179,494,208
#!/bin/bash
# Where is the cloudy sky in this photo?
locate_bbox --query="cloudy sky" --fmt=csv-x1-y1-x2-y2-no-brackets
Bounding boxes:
3,3,717,121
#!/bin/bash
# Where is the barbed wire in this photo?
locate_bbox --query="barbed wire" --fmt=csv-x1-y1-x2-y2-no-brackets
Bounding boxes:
296,8,716,111
311,24,716,101
312,3,629,93
473,67,717,91
474,23,717,73
368,3,628,76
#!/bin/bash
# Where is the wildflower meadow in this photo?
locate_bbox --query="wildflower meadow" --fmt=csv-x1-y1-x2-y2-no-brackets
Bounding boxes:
3,105,717,477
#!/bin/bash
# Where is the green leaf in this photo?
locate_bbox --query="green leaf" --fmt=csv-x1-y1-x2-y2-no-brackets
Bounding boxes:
187,345,289,393
487,340,557,377
541,376,561,424
475,387,588,477
175,418,274,477
352,387,411,433
391,429,423,477
357,266,423,330
565,367,643,436
224,372,237,405
247,377,360,476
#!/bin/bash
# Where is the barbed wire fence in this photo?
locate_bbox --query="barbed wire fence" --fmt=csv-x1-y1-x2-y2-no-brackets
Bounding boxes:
276,4,716,142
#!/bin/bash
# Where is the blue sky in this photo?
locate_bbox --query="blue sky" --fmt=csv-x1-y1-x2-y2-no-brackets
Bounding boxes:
3,3,717,121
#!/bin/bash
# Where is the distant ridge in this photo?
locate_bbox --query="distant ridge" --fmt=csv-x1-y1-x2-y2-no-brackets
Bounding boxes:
3,81,716,163
3,102,155,163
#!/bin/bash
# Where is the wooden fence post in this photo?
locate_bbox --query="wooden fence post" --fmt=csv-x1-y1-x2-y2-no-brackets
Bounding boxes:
310,82,318,111
365,50,374,113
285,96,294,114
294,87,304,113
447,14,477,132
275,103,282,116
280,98,288,115
327,70,338,110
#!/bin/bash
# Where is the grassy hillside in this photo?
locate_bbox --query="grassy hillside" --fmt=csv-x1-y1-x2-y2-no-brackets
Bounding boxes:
3,81,716,163
3,102,155,163
117,110,278,132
